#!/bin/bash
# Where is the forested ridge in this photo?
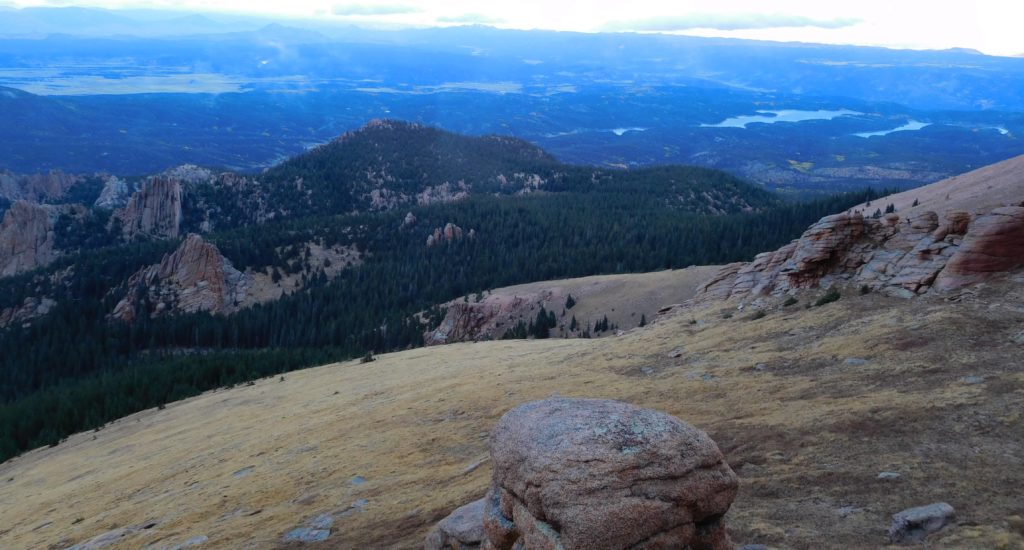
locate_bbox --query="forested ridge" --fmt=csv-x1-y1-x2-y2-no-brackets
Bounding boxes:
0,121,890,460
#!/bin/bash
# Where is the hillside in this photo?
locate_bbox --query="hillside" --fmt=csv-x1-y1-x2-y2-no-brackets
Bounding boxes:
1,272,1021,549
1,150,1021,549
424,266,719,344
0,121,878,462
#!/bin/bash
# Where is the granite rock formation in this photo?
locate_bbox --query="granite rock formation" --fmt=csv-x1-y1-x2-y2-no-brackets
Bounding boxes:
426,223,474,247
111,234,247,321
112,177,183,240
0,200,80,277
478,398,738,550
93,176,134,209
699,205,1024,301
423,291,551,346
0,170,81,203
0,296,57,327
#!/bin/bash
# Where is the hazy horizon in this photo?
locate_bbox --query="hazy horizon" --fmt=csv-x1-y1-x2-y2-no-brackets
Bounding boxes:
1,0,1023,57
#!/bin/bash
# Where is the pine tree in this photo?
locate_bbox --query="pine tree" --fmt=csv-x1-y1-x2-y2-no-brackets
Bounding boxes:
639,314,647,327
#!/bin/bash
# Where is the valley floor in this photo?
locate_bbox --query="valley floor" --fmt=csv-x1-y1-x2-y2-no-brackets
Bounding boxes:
1,274,1023,549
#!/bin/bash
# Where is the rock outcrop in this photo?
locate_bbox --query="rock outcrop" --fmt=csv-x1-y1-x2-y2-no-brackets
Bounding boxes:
478,398,738,550
424,290,555,345
0,296,57,327
0,170,81,203
426,223,474,247
94,175,134,209
934,206,1024,290
113,177,183,240
0,200,77,277
699,205,1024,301
111,234,247,321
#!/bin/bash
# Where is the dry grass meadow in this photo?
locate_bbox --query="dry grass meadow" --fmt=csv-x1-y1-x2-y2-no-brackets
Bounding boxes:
1,272,1023,549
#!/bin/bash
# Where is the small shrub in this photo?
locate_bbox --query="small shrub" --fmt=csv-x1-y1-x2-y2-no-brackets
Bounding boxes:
860,284,871,295
814,288,841,307
360,351,376,363
722,312,733,319
783,296,798,307
747,310,766,320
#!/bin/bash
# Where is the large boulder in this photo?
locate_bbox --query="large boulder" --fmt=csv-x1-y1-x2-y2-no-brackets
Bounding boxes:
481,398,738,550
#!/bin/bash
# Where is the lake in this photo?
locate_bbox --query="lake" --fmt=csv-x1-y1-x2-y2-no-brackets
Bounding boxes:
700,109,862,128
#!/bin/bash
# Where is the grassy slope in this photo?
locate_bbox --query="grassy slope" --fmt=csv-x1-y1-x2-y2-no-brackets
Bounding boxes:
2,273,1022,549
433,266,721,338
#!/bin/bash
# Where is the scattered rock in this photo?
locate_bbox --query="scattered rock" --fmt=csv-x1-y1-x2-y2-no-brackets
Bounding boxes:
961,375,985,385
877,471,902,480
837,506,863,518
888,502,955,544
480,398,738,549
739,545,769,550
283,514,333,544
461,457,488,475
668,348,684,358
425,498,486,550
844,357,869,366
282,527,331,544
161,535,208,550
1013,330,1024,345
231,466,253,478
349,475,367,485
308,514,334,530
754,363,767,372
67,522,158,550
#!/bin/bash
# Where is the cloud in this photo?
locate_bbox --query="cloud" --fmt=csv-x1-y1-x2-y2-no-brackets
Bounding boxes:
436,12,506,25
604,13,861,32
331,3,421,16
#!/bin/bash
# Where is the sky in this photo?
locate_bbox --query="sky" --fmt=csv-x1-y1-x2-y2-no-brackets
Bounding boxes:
3,0,1024,57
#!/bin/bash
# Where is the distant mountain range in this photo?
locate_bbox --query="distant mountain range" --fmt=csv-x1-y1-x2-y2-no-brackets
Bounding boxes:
2,15,1023,193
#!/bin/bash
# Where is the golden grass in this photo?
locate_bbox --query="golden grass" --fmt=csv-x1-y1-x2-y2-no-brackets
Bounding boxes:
1,277,1023,549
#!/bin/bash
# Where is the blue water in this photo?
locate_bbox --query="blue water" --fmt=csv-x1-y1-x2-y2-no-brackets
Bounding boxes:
853,120,931,138
700,109,861,128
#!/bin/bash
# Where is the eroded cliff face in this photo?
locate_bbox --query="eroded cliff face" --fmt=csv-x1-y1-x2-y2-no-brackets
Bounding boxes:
698,205,1024,301
0,170,81,203
111,234,246,322
112,178,183,240
0,200,78,277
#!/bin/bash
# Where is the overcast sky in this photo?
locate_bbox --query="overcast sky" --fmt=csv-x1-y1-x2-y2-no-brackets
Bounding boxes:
4,0,1023,56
